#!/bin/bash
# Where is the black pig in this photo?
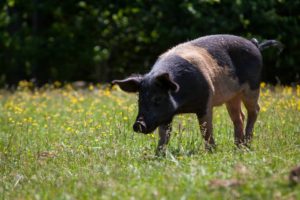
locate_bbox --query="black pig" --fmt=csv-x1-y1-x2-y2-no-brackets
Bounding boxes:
113,34,282,153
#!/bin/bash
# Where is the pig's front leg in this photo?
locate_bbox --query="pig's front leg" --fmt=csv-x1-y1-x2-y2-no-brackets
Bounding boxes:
156,123,172,156
197,108,216,151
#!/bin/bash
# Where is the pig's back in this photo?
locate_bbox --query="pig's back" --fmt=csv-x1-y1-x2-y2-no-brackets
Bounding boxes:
190,34,263,90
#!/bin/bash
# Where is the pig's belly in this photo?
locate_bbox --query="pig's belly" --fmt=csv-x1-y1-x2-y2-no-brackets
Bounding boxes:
210,77,248,106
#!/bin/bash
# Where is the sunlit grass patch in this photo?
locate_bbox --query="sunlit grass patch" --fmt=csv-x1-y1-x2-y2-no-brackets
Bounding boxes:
0,82,299,199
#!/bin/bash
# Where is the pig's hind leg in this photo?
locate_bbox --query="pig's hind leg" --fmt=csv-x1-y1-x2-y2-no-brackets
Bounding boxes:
226,94,246,146
242,89,260,144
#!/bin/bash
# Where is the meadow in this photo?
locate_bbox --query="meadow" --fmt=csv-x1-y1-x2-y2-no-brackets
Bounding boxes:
0,82,299,200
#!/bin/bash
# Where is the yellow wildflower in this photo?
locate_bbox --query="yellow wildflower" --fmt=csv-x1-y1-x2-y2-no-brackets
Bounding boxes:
260,82,266,89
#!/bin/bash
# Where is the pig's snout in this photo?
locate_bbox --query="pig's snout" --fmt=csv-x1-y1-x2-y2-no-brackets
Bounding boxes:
133,120,147,133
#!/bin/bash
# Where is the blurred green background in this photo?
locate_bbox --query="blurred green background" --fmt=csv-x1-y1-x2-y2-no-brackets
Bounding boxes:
0,0,299,86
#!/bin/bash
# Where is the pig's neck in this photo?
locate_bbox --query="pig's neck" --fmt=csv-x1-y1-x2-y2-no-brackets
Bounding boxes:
169,67,210,116
152,54,210,116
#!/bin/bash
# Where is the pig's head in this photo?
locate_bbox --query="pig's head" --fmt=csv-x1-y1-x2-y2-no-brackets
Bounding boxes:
112,73,179,134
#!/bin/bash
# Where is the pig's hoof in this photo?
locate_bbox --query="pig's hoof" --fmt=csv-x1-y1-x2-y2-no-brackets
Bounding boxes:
289,165,300,185
155,147,167,157
244,137,253,147
205,143,216,153
235,138,251,149
243,142,252,150
234,143,251,152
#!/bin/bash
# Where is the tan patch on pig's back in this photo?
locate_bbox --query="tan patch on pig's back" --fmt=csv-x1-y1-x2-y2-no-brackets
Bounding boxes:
161,43,248,106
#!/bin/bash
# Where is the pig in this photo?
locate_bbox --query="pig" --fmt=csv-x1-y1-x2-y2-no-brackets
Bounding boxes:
112,34,283,154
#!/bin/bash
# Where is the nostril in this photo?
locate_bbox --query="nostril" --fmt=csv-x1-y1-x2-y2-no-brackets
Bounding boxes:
133,121,146,133
133,122,140,132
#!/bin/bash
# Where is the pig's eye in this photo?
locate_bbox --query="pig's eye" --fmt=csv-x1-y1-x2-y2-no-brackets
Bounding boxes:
151,96,164,106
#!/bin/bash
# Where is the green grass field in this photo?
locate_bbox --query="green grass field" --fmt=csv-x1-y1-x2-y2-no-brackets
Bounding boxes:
1,82,300,200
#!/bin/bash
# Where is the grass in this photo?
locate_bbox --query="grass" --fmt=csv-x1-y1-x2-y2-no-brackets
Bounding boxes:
0,82,300,200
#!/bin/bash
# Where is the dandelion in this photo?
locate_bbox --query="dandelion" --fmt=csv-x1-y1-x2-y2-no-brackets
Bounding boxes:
18,80,33,90
64,84,73,91
111,84,120,91
283,86,292,95
104,88,111,97
54,81,62,88
89,84,94,91
70,97,78,104
260,82,266,89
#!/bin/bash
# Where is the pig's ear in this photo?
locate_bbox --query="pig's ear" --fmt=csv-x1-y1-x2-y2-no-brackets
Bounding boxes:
156,73,180,92
112,76,141,93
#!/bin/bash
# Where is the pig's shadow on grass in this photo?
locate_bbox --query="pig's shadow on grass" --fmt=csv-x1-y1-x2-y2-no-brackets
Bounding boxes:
142,144,253,161
141,147,211,161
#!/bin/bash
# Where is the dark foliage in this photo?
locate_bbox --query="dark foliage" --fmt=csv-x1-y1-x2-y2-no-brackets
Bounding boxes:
0,0,299,86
